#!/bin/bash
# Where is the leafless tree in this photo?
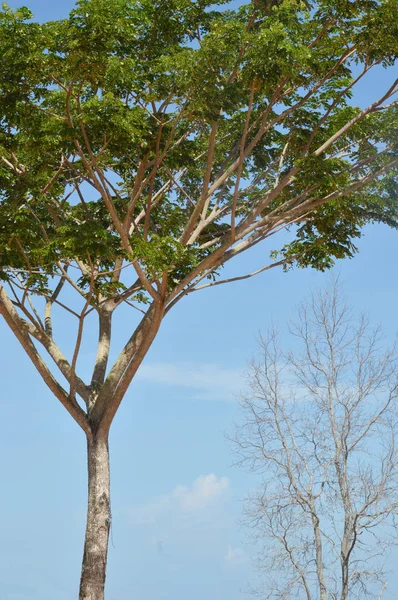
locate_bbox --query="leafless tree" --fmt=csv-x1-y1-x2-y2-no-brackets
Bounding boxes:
231,280,398,600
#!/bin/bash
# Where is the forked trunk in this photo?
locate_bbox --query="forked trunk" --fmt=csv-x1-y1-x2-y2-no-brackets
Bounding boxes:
79,435,111,600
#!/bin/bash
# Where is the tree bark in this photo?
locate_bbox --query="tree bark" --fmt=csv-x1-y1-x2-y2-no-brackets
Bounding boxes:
311,509,328,600
340,541,350,600
79,435,111,600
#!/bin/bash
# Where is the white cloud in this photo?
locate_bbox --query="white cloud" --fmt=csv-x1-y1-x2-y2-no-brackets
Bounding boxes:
174,474,229,511
136,362,244,401
225,546,246,565
131,474,230,524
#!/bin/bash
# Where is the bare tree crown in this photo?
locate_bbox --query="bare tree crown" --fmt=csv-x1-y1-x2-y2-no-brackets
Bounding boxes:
232,280,398,600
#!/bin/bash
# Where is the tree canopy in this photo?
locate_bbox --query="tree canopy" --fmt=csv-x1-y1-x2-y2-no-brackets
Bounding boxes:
1,0,397,304
0,0,398,435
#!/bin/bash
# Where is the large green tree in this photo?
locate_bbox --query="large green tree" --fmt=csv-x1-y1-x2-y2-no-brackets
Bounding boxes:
0,1,397,598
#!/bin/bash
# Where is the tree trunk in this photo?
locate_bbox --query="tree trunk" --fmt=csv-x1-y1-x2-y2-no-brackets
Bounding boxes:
311,508,328,600
340,554,349,600
79,435,111,600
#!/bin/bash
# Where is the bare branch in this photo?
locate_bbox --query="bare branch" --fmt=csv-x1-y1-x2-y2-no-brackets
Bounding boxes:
231,281,398,599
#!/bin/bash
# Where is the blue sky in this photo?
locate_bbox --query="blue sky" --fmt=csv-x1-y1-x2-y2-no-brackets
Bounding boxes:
1,1,398,599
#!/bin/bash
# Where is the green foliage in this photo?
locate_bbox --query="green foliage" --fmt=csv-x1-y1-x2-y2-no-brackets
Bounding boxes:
0,0,397,304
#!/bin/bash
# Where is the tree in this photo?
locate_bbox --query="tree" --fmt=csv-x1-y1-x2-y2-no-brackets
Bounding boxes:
0,0,397,598
231,280,398,600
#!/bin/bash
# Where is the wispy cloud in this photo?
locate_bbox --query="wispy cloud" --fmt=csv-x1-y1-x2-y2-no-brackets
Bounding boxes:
131,474,230,524
174,474,229,511
137,362,244,401
225,546,246,566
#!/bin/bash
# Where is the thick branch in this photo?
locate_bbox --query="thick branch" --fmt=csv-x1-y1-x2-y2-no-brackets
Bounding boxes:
0,286,90,436
90,301,164,435
90,307,113,391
